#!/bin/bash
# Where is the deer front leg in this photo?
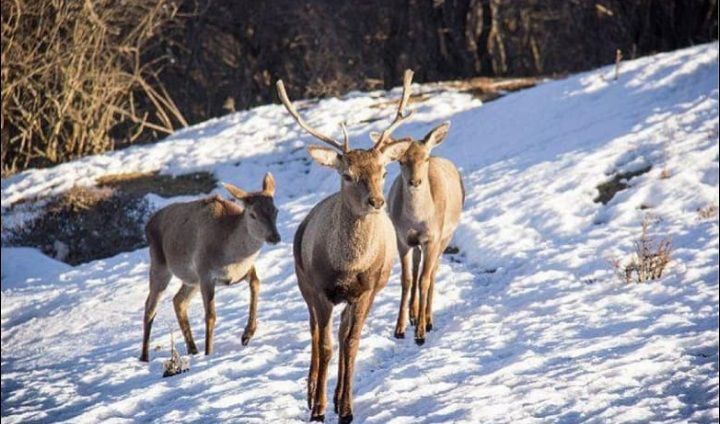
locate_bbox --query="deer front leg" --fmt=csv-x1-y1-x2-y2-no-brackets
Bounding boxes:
336,292,374,423
173,283,199,355
140,264,171,362
394,247,413,338
409,247,421,326
200,281,217,356
242,267,260,346
415,242,440,345
311,301,333,422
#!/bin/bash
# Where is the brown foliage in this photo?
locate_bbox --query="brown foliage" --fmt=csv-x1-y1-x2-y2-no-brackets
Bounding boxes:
0,0,187,175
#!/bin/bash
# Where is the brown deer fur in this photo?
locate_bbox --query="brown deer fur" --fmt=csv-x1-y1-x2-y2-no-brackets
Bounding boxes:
140,173,280,362
277,72,415,423
387,122,464,344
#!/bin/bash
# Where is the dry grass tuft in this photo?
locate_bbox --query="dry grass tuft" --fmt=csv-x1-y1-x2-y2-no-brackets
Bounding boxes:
697,204,719,221
610,215,672,284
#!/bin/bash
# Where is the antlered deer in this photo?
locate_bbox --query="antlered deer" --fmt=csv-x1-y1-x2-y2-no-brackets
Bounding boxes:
277,72,415,423
140,173,280,362
387,121,464,344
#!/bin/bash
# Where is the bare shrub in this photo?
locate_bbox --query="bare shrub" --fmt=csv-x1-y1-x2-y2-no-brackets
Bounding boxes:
610,215,672,283
1,0,187,175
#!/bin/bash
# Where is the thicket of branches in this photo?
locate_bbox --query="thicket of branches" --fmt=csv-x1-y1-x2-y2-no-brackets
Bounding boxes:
0,0,187,175
1,0,717,175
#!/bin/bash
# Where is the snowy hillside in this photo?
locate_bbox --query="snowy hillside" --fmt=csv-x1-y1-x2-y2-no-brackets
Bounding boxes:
2,43,719,423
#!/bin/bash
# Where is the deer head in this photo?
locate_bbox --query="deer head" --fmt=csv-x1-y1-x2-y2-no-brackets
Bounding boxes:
223,173,280,244
395,122,450,189
276,71,415,215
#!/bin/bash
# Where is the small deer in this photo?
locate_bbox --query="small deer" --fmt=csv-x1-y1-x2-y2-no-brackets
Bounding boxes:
387,121,464,345
140,173,280,362
276,71,414,423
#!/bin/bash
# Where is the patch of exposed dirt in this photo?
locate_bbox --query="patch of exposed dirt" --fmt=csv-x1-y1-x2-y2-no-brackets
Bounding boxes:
4,171,217,265
594,165,652,205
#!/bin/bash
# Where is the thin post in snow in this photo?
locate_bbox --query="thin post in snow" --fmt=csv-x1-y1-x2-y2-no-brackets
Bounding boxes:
614,49,623,81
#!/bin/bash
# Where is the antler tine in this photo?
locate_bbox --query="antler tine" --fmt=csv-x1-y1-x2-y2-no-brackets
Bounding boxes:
340,122,350,152
374,69,415,150
276,80,345,151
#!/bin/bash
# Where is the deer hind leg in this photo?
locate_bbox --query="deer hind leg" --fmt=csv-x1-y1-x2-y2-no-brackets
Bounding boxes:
173,283,199,355
336,292,374,423
140,263,171,362
394,246,413,339
311,299,333,422
200,281,217,356
426,236,452,331
306,306,319,411
415,242,441,345
242,267,261,346
409,246,422,326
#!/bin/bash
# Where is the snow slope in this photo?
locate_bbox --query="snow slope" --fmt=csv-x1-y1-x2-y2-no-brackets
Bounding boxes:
2,43,718,423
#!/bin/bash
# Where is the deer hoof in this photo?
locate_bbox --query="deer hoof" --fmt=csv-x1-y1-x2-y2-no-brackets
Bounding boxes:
426,322,433,331
310,414,325,422
339,414,354,424
415,337,425,346
188,345,199,355
241,334,252,346
139,354,149,362
394,330,405,339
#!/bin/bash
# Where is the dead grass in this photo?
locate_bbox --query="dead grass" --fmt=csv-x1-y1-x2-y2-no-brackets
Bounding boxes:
697,204,719,221
96,171,216,198
609,215,672,284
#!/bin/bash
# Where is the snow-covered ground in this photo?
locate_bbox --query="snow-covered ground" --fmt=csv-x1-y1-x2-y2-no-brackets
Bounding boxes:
2,43,718,423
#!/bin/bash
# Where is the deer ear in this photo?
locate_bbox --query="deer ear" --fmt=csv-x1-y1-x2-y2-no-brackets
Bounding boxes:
381,140,412,161
369,132,381,144
423,122,450,149
307,146,341,169
222,182,249,200
262,172,276,196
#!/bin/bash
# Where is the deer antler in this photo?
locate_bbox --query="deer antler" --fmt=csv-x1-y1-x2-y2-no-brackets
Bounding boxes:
373,69,415,150
276,80,347,152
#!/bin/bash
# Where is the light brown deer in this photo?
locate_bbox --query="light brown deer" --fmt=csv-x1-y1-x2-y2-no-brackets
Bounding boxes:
387,121,464,345
140,173,280,362
277,71,415,423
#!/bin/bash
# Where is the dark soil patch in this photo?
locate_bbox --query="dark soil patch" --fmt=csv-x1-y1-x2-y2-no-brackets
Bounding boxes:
5,186,151,265
5,171,217,265
443,245,461,255
594,165,652,205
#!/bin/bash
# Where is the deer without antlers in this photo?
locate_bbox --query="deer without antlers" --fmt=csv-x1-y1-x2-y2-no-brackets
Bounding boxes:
277,71,415,423
387,120,465,344
140,173,280,362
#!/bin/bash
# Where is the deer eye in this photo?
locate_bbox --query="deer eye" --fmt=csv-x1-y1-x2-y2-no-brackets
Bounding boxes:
250,212,257,219
383,171,388,178
425,157,430,163
343,174,353,182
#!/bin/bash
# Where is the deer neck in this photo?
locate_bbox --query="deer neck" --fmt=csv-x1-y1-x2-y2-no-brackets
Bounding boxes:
402,178,435,223
226,211,263,256
328,194,385,271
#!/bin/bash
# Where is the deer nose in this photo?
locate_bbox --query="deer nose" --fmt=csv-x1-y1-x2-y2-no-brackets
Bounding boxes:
368,197,385,209
267,232,281,245
409,178,422,187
